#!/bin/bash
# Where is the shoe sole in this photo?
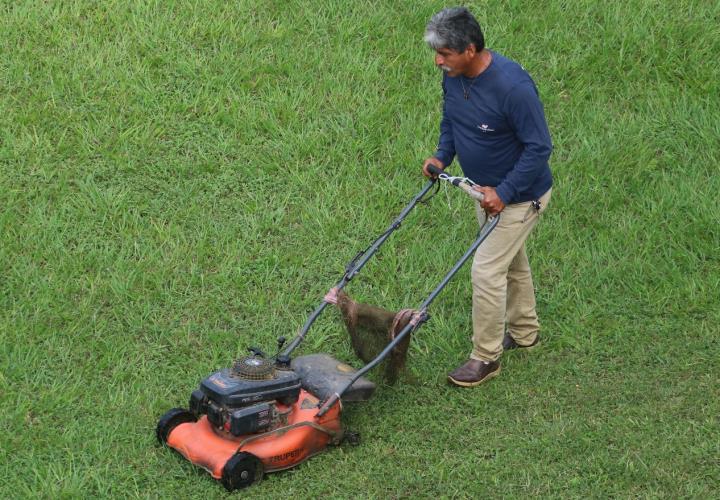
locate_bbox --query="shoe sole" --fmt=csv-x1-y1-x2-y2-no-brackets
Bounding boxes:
447,366,501,387
505,339,540,352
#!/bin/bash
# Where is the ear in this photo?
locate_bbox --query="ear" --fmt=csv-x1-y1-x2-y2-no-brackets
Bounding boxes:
465,44,477,58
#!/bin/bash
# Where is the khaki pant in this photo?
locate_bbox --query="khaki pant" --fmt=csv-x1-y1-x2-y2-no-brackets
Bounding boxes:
470,189,552,362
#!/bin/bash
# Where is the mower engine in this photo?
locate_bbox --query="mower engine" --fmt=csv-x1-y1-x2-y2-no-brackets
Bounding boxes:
189,352,301,437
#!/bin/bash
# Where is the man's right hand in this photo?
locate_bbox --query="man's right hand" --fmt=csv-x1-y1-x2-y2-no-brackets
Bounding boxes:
422,157,445,178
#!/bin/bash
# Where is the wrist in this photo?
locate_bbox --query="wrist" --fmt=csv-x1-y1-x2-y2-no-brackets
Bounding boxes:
494,184,512,205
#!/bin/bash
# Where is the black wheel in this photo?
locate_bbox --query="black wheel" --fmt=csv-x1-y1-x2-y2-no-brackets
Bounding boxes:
342,430,361,446
221,452,264,491
156,408,196,444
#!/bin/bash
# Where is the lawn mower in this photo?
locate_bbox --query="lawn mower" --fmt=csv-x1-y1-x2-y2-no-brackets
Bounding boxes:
156,166,498,490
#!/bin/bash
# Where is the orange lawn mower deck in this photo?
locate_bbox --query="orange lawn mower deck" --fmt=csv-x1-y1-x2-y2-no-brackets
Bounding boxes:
156,168,498,491
157,353,370,491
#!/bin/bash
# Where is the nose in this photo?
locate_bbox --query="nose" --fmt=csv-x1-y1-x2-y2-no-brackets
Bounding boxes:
435,53,444,66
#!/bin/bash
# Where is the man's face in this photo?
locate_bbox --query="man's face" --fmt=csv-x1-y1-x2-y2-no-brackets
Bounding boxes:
434,47,472,77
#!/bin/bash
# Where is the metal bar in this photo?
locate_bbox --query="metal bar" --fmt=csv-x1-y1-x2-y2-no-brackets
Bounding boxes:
342,179,437,282
418,214,498,311
283,179,437,356
316,215,499,417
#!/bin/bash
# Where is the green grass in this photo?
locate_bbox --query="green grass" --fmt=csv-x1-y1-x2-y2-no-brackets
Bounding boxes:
2,0,719,497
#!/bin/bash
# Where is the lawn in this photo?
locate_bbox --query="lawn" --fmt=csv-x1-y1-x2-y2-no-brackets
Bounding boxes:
1,0,718,498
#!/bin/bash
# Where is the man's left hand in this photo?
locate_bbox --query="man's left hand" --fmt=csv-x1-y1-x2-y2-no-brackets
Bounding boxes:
475,186,505,216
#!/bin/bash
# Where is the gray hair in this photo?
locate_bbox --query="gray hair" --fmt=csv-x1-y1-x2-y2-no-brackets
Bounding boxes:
424,7,485,53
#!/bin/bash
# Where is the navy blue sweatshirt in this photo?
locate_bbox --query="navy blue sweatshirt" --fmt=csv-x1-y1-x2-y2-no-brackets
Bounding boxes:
434,51,553,205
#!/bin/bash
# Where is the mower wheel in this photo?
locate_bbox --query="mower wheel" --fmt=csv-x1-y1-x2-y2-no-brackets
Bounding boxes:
156,408,196,444
342,430,361,446
221,452,264,491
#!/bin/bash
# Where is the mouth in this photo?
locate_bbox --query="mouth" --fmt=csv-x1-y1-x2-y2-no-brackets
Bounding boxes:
439,65,453,73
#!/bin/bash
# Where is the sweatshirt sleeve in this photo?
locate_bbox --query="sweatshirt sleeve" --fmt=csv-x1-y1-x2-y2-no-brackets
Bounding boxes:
433,76,456,167
495,81,553,204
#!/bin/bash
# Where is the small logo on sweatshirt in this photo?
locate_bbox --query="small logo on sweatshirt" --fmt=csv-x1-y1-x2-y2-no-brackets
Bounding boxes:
477,124,495,132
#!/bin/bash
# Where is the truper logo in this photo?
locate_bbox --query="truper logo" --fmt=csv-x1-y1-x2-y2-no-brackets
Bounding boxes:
269,449,302,463
478,124,495,132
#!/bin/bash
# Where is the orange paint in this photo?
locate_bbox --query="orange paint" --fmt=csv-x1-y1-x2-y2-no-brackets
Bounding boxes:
166,389,342,479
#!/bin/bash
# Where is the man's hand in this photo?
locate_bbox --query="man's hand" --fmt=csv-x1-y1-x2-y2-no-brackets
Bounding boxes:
476,186,505,216
422,157,445,178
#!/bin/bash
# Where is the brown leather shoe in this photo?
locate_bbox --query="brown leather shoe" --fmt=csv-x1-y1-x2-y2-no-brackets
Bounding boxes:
502,332,540,351
447,359,501,387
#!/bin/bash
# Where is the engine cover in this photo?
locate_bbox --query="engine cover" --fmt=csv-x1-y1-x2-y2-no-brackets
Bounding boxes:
196,368,301,408
229,403,273,436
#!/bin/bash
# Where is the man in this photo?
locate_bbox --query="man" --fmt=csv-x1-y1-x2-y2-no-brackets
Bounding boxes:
422,7,553,387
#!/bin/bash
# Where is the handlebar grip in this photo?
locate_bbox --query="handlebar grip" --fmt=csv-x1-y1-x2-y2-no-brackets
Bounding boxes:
426,164,446,177
424,164,483,202
459,183,484,202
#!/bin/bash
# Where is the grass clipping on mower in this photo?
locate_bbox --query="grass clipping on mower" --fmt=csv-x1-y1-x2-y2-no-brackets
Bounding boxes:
334,290,415,384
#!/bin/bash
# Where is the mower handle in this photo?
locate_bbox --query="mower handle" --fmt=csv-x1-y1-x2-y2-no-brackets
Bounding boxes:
282,178,437,357
316,213,500,417
284,165,482,359
426,164,446,178
427,165,484,202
